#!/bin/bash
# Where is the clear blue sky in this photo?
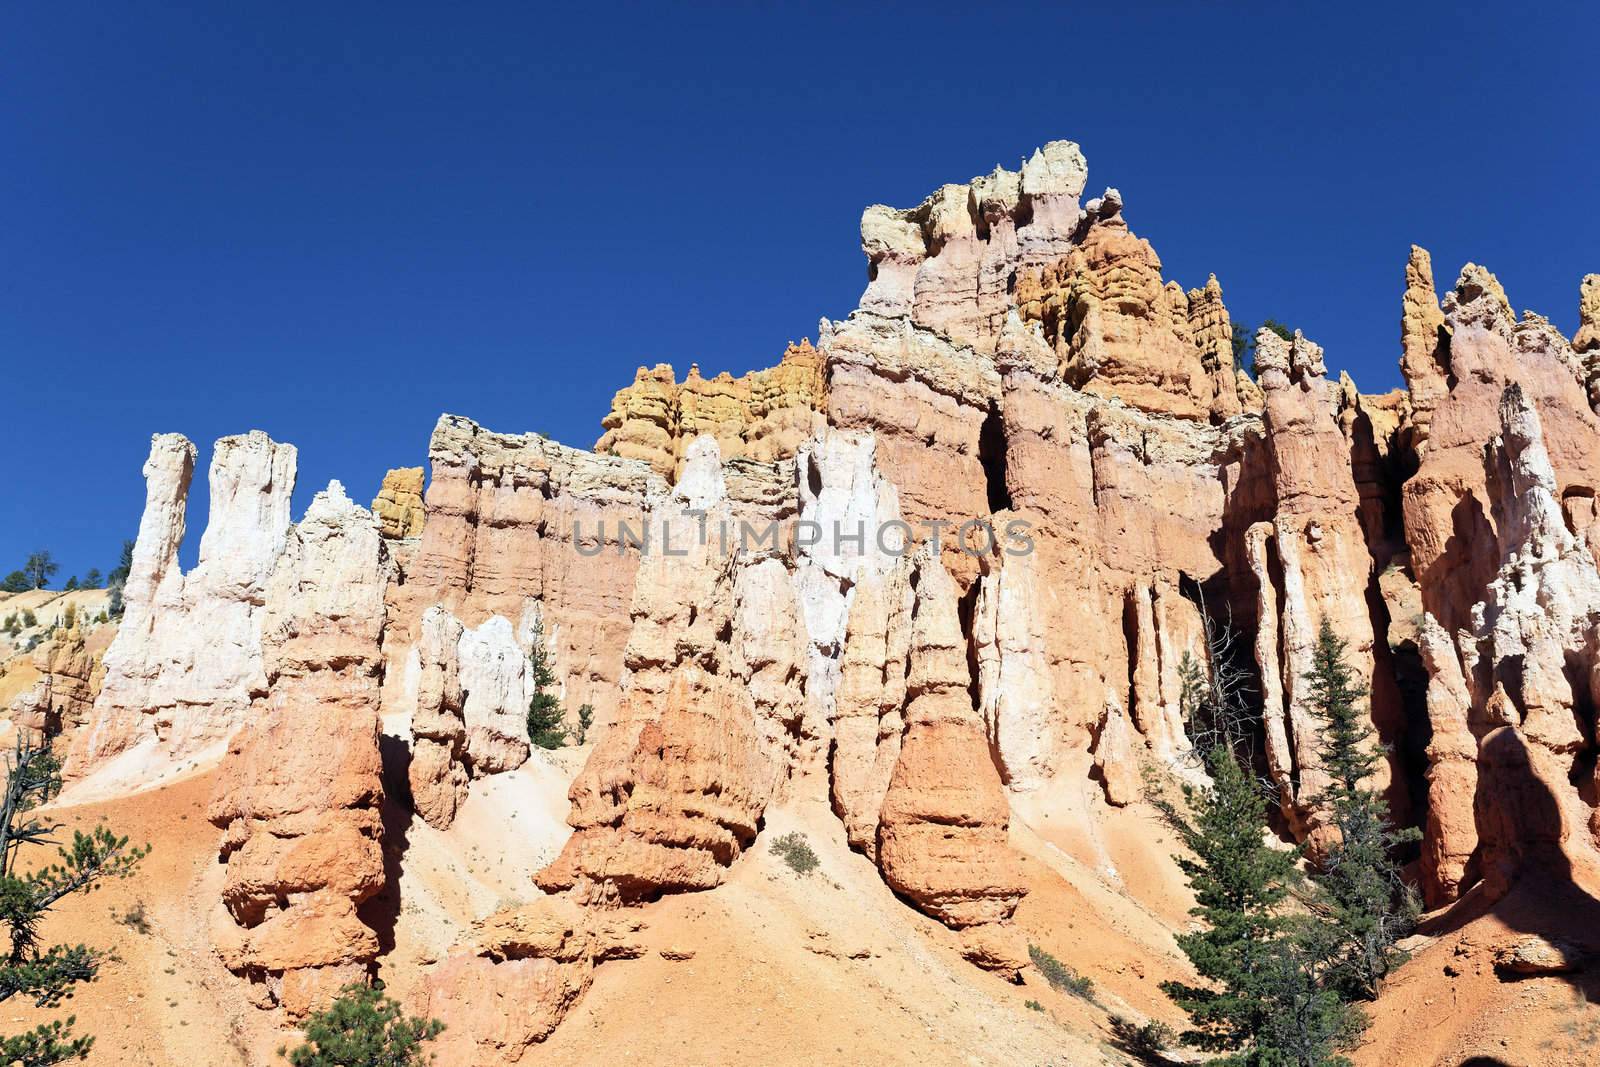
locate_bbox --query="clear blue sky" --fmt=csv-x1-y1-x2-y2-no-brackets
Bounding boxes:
3,2,1596,583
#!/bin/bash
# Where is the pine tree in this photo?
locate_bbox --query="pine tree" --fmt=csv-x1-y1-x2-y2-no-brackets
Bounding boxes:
105,541,134,618
572,703,594,745
281,982,442,1066
1158,746,1356,1066
0,732,150,1064
22,553,57,591
1303,618,1420,1000
526,622,566,750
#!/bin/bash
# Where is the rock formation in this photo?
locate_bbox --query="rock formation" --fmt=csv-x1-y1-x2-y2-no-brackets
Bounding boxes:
417,897,645,1063
595,340,826,479
1014,190,1227,421
9,617,103,736
383,415,667,734
206,482,390,1017
372,465,426,538
58,136,1600,1058
407,606,468,828
877,551,1027,972
69,431,296,782
1248,327,1405,833
1399,245,1450,452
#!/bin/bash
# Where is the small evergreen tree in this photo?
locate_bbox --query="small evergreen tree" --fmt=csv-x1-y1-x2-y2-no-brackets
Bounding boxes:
62,578,78,593
1303,619,1420,1000
1,572,28,594
1234,318,1296,377
81,570,101,590
0,732,150,1064
571,703,594,745
105,542,133,589
105,541,134,619
22,554,58,591
525,622,566,749
281,982,443,1066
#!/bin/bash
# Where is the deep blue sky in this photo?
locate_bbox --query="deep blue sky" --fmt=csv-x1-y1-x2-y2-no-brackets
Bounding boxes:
4,3,1597,583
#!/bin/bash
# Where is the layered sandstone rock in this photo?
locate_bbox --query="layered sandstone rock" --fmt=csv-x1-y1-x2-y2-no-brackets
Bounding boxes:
537,438,792,900
386,415,670,732
1401,262,1600,639
9,619,102,736
1249,328,1405,832
1015,191,1221,420
829,562,913,853
407,606,468,828
1399,245,1450,452
372,466,426,538
458,615,533,774
206,482,389,1016
594,340,826,479
821,311,1000,585
417,897,645,1063
1577,274,1600,413
858,140,1086,346
69,431,295,781
972,546,1056,789
61,137,1600,1055
1441,386,1600,899
877,550,1027,972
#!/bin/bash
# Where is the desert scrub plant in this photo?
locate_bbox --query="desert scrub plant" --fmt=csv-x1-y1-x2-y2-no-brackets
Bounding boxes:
280,982,443,1066
1025,999,1044,1012
115,900,151,935
769,831,819,876
1029,944,1096,1002
1109,1015,1175,1061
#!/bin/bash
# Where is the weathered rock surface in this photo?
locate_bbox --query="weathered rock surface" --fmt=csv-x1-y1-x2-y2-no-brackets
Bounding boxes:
206,482,389,1017
386,415,671,732
9,617,104,736
877,550,1027,969
407,605,468,829
1249,327,1406,832
69,431,296,781
372,465,426,538
417,897,645,1063
1015,193,1224,421
537,437,791,901
1399,245,1450,453
58,137,1600,1055
595,340,826,479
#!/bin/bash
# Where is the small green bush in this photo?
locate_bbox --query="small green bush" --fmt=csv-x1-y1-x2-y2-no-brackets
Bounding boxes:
1029,944,1095,1002
1025,999,1044,1012
769,831,819,876
117,899,151,935
280,983,443,1066
570,703,594,744
1109,1015,1174,1061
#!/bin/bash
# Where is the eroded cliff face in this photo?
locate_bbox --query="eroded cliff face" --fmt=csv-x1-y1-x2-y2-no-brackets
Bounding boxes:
68,431,295,787
595,339,827,479
206,482,390,1017
59,137,1600,1057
